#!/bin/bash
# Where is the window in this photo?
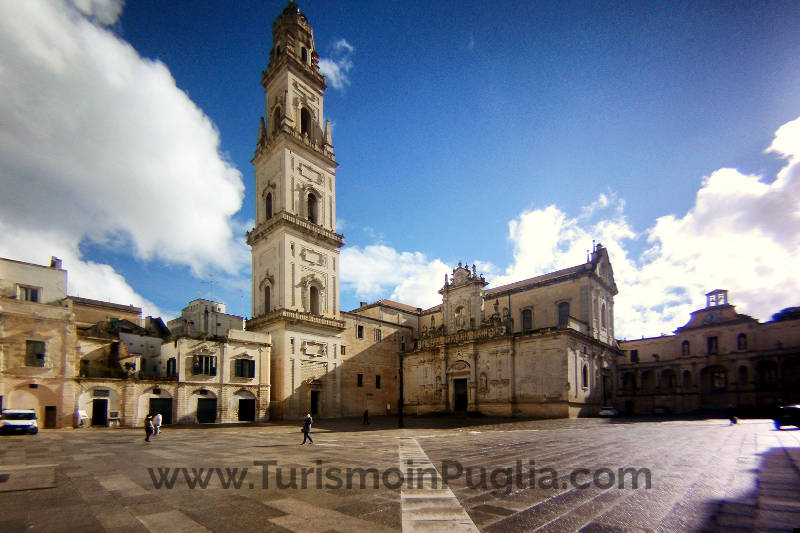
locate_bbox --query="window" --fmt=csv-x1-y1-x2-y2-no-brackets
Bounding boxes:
166,358,177,377
630,349,639,363
290,338,295,354
374,328,382,342
272,107,282,134
235,359,255,378
192,355,217,376
601,302,606,327
707,336,718,355
25,340,46,367
341,345,346,356
266,192,273,220
581,364,588,388
376,375,381,389
301,46,308,63
737,333,747,350
307,192,317,223
712,369,727,391
301,107,311,136
357,373,363,387
357,325,364,339
558,302,570,326
18,285,39,302
265,286,271,314
309,285,320,315
521,309,532,331
681,341,690,356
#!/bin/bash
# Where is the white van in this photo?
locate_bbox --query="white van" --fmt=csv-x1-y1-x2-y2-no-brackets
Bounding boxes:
1,409,39,435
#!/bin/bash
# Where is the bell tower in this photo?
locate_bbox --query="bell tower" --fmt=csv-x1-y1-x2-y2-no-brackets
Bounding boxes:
247,1,345,419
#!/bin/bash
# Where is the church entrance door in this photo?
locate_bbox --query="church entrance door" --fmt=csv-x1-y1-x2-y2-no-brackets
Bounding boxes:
453,379,468,412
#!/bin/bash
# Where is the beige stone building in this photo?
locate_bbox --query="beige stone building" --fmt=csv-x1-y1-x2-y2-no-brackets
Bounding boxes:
242,2,623,420
400,246,620,418
616,290,800,415
0,257,77,428
1,256,271,427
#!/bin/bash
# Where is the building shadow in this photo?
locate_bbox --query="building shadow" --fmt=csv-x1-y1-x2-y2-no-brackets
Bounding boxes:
695,440,800,532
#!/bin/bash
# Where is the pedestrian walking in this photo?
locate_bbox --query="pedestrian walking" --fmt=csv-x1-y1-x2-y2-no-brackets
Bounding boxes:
301,412,313,444
362,409,369,425
153,412,162,435
144,414,154,442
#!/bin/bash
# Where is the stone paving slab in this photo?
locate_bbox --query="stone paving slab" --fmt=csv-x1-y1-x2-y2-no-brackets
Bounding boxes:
0,418,798,532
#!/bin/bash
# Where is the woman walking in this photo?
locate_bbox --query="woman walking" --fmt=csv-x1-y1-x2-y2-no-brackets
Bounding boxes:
144,414,154,442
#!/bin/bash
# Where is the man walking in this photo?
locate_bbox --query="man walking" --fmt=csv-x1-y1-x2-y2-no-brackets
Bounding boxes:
301,412,313,444
153,412,162,435
144,414,154,442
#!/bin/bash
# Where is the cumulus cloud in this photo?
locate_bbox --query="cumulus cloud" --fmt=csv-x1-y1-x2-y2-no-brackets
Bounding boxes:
340,245,449,309
0,1,248,314
319,38,354,90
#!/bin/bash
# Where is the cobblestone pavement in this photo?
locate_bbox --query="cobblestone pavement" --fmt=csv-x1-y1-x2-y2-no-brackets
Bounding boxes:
0,417,798,532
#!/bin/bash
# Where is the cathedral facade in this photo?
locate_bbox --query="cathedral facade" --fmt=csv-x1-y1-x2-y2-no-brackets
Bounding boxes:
245,2,621,420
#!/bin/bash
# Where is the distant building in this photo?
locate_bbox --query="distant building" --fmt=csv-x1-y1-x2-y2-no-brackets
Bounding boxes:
167,298,245,338
617,290,800,415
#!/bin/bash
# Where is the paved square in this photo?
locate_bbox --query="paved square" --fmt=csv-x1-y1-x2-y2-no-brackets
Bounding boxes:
0,417,798,532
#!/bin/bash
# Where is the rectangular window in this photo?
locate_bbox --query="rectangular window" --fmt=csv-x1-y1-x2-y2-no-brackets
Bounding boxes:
18,285,40,302
375,375,381,389
234,359,255,378
707,336,718,355
374,328,382,342
521,309,532,331
192,355,217,376
25,340,46,367
357,373,363,387
341,345,346,355
290,338,295,354
357,325,364,339
630,349,639,363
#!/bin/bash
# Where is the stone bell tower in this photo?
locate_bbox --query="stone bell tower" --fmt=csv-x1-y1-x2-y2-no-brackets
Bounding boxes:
246,1,345,419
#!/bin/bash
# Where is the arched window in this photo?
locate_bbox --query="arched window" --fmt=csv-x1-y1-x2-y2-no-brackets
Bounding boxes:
558,302,570,326
265,193,273,220
272,107,282,134
309,286,320,315
582,364,588,388
601,302,606,327
300,107,311,136
737,333,747,350
681,340,690,356
301,46,308,64
521,309,532,331
264,286,271,314
307,193,317,223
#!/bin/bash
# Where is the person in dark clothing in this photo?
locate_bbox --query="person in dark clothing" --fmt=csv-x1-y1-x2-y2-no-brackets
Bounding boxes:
301,412,313,444
362,409,369,425
144,414,154,442
728,404,738,425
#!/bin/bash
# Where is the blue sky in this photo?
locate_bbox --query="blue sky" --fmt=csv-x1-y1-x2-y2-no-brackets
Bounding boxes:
1,0,799,338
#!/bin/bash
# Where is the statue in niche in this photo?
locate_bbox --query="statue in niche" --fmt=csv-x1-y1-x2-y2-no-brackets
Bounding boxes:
494,299,499,313
480,373,488,392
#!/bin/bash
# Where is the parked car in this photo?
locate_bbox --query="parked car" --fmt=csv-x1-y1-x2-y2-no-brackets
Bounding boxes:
598,406,620,417
1,409,39,435
773,405,800,430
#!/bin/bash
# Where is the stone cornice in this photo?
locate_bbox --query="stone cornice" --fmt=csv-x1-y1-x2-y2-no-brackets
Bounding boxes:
253,124,336,165
246,211,345,248
246,309,345,333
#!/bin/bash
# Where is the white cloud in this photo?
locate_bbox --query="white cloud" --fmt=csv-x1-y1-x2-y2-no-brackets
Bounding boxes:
0,1,248,312
340,245,449,309
319,38,354,90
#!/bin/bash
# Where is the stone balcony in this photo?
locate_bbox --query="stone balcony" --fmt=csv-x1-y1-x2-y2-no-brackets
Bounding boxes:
247,308,345,333
246,211,345,248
